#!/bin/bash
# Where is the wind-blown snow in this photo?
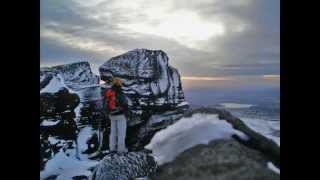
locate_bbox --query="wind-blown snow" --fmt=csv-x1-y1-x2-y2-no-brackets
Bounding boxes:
267,162,280,174
220,103,255,109
40,76,65,94
145,113,248,165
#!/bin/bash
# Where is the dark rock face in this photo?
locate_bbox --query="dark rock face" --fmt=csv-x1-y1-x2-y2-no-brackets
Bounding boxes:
40,88,80,170
99,49,189,150
91,152,157,180
153,139,280,180
40,88,80,116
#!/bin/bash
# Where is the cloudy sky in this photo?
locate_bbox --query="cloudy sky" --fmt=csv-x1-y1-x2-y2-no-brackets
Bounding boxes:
40,0,279,78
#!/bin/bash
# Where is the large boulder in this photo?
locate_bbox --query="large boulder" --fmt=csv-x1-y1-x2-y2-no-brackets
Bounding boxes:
99,49,187,109
99,49,189,150
153,139,280,180
91,152,157,180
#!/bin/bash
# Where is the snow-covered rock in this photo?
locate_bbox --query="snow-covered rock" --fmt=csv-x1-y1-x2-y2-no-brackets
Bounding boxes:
99,49,187,108
145,113,248,165
91,152,157,180
40,61,101,102
41,61,99,90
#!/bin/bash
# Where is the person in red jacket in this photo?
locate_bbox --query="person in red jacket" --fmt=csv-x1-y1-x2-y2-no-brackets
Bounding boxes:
105,77,129,153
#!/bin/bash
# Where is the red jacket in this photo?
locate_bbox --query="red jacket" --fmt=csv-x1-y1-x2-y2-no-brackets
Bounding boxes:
106,88,117,110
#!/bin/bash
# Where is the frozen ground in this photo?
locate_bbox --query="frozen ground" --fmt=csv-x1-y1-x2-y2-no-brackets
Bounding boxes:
40,127,99,180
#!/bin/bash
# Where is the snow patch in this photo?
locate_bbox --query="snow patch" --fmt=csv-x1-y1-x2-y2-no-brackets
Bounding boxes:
77,127,93,152
40,149,98,180
40,127,98,180
41,120,60,126
74,103,83,123
145,113,248,165
267,162,280,174
48,136,61,145
40,76,65,94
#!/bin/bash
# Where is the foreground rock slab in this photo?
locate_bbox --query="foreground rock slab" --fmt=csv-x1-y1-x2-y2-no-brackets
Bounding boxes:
153,139,279,180
184,107,280,168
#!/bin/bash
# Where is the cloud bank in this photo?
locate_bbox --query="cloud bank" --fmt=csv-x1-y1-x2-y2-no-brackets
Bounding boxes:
41,0,279,76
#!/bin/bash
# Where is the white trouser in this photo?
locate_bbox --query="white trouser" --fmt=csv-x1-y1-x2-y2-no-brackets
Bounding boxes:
109,114,128,152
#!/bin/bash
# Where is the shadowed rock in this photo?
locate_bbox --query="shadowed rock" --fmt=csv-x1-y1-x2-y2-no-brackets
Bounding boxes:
153,139,279,180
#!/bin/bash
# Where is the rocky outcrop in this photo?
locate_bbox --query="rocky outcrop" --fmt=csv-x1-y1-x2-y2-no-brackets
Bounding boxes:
91,152,157,180
153,139,280,180
99,49,187,108
40,61,99,91
98,49,189,150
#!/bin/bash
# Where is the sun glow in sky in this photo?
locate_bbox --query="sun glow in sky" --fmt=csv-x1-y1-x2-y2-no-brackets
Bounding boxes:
119,11,225,48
